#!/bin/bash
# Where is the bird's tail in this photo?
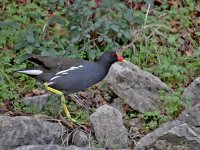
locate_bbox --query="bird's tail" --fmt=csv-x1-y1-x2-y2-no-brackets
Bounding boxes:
17,69,43,76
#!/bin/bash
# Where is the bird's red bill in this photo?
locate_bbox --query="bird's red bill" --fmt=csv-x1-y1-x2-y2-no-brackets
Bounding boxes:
116,52,124,62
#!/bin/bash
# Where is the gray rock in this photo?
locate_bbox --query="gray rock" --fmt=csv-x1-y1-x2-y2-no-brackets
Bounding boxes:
14,144,67,150
178,105,200,127
105,62,169,113
89,104,128,149
21,94,61,114
14,145,105,150
154,140,167,150
134,120,200,150
182,77,200,107
129,118,144,128
0,115,65,150
72,130,88,147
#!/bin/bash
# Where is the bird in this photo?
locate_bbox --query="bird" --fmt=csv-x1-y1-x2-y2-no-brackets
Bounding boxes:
17,50,125,122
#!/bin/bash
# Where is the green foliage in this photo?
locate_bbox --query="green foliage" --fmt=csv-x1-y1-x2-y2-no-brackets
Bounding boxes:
142,111,167,130
124,106,139,120
0,51,36,103
142,90,184,130
66,0,133,46
160,90,184,119
11,0,137,60
142,91,184,130
90,138,120,149
13,101,40,114
129,2,200,89
67,101,89,123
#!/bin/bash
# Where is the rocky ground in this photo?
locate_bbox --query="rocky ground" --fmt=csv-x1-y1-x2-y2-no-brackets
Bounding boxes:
1,61,200,150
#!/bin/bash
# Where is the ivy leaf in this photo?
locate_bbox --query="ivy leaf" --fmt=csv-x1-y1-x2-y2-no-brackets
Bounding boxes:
87,50,96,60
104,36,112,43
48,0,58,4
117,32,122,38
71,36,80,43
144,0,154,7
123,9,133,22
59,0,64,6
84,9,93,16
50,16,65,25
123,30,132,40
85,34,91,38
110,24,119,32
24,45,34,54
98,37,103,42
13,40,27,50
26,32,35,44
41,48,58,56
70,26,76,30
133,16,144,25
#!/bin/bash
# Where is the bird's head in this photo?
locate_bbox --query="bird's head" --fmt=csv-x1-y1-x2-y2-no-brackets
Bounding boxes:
97,50,125,65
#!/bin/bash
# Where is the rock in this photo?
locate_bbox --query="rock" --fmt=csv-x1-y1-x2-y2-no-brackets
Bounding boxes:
21,94,61,114
105,62,170,113
14,144,66,150
14,145,105,150
178,105,200,127
89,104,128,149
182,77,200,107
0,115,65,150
110,98,125,114
154,140,167,150
72,130,88,147
129,118,144,128
134,120,200,150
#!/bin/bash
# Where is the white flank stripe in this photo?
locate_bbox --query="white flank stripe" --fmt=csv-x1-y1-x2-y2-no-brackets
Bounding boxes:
18,70,43,75
56,65,83,75
47,82,54,85
50,76,61,81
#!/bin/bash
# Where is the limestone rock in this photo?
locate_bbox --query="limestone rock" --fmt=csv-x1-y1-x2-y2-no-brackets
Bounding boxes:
72,130,88,147
134,120,200,150
178,105,200,127
105,62,170,113
21,94,61,114
14,145,105,150
0,115,65,150
89,104,128,148
182,77,200,106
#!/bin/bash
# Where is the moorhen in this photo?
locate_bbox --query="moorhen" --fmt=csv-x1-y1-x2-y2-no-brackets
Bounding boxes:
17,50,124,121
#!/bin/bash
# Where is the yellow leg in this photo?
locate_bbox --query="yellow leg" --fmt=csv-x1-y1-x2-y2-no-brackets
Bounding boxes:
44,83,76,122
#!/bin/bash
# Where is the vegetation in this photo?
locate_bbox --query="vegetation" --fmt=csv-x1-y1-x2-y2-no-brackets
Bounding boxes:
0,0,200,128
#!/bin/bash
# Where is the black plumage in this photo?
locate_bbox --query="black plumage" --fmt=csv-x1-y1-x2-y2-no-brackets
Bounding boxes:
18,50,124,94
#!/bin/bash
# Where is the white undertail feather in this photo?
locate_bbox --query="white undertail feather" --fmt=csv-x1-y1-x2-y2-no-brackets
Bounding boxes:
17,70,43,75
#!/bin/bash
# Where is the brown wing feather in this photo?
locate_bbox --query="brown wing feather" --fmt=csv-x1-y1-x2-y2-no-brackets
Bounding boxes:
28,54,84,70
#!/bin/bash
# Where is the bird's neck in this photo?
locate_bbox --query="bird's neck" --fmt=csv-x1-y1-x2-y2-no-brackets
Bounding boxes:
96,61,113,73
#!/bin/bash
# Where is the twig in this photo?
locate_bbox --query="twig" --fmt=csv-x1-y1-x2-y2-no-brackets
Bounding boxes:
153,45,161,65
42,23,48,39
143,2,151,28
58,114,73,128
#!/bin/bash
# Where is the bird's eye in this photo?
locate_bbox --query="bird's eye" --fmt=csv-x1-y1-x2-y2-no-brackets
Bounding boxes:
57,64,61,68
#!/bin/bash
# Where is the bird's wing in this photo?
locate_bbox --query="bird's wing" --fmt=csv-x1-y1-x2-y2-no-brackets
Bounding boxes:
28,54,84,70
